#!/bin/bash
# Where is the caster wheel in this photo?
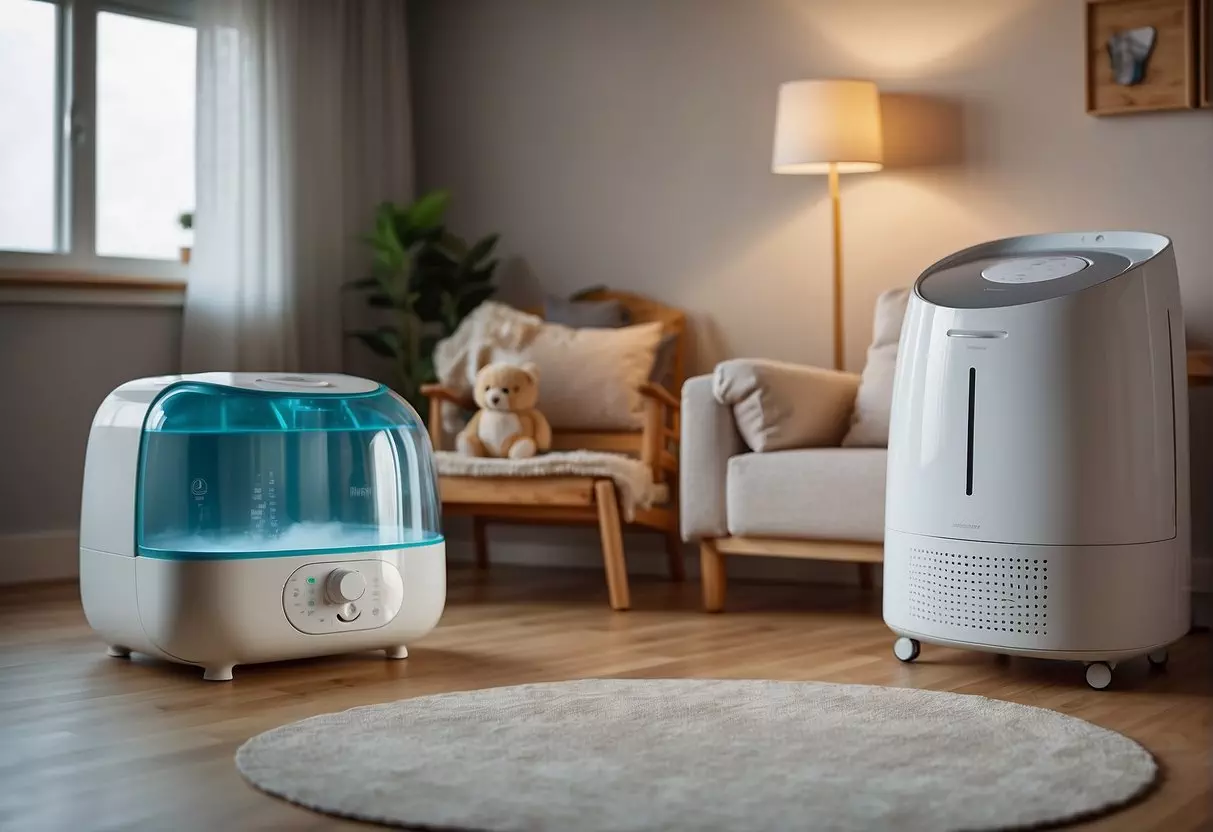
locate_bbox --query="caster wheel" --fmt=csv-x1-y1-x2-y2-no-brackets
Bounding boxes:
893,637,921,663
1085,662,1113,690
1147,647,1168,668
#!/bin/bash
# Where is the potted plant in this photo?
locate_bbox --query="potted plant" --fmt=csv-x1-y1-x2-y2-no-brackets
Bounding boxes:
346,190,499,416
178,211,193,264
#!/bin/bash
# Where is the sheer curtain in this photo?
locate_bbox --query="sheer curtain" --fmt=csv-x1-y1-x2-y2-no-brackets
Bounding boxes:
183,0,413,373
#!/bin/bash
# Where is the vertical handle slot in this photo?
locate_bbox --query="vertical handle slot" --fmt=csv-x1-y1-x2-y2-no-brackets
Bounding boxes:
966,367,976,496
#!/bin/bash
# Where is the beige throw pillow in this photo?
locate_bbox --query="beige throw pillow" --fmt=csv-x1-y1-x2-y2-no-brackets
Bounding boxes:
842,287,911,447
471,318,665,430
713,359,860,452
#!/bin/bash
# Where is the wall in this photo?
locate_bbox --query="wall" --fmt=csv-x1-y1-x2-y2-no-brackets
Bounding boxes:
0,302,182,582
409,0,1213,611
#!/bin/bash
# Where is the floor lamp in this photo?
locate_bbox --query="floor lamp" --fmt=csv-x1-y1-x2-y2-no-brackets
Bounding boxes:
772,79,884,371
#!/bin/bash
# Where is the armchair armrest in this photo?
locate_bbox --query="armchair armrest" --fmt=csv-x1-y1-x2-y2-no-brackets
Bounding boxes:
712,359,860,452
420,383,471,405
637,381,679,411
680,375,743,541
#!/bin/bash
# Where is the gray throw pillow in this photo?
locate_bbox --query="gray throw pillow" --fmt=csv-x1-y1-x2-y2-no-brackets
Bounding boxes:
543,294,631,329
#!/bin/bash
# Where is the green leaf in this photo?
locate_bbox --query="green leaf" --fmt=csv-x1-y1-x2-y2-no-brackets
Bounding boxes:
464,233,499,266
371,248,403,275
348,329,402,359
436,230,468,260
462,260,498,286
406,190,450,229
456,284,496,318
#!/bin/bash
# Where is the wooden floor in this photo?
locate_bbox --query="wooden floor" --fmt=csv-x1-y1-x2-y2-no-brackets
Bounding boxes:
0,567,1209,831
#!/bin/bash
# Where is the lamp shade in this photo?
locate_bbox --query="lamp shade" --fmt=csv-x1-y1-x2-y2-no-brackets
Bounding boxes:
772,79,883,175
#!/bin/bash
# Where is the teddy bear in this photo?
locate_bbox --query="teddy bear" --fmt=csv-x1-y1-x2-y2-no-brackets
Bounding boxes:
456,362,552,459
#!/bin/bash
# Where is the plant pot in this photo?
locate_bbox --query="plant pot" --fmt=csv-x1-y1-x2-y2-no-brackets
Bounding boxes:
180,246,192,265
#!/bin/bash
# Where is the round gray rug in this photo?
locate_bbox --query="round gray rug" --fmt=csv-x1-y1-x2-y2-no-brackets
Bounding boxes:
236,679,1156,831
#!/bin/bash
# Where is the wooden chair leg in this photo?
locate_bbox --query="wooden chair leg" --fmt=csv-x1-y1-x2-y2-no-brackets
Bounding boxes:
700,539,726,612
664,530,686,583
594,481,630,611
472,516,489,570
858,563,874,591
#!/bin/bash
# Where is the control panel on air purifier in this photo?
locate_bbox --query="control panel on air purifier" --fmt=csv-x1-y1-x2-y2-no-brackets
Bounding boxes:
283,559,404,635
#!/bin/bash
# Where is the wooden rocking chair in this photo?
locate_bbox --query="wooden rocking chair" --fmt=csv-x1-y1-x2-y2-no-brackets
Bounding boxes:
420,290,686,610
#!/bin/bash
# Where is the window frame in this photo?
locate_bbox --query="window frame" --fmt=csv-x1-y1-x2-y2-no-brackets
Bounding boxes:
0,0,197,284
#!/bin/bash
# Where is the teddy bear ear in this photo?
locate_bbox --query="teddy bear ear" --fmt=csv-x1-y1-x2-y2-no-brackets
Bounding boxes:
521,361,540,381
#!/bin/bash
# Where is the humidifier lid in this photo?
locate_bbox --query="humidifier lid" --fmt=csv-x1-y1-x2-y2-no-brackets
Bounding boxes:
141,373,417,435
915,231,1170,310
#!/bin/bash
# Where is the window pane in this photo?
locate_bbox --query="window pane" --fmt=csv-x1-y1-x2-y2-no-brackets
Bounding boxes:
96,11,195,260
0,0,57,253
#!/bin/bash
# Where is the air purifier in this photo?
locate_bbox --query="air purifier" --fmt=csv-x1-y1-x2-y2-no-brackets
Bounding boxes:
80,373,446,681
883,232,1189,690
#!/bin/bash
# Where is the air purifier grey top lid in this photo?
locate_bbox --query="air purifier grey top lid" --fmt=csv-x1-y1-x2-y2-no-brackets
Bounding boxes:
915,231,1168,309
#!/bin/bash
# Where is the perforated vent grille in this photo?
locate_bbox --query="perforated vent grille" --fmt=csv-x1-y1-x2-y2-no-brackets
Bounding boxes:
908,548,1049,635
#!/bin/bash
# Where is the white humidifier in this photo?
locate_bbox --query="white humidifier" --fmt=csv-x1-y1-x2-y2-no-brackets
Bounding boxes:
80,373,446,681
883,232,1189,689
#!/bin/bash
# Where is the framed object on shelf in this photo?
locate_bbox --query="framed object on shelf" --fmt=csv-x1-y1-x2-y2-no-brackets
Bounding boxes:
1201,0,1211,106
1085,0,1198,115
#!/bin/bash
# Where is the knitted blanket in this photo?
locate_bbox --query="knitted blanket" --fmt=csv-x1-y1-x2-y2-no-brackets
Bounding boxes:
434,450,667,521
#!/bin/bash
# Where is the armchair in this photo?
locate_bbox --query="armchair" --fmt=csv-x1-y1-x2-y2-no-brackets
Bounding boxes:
422,290,687,611
681,359,886,611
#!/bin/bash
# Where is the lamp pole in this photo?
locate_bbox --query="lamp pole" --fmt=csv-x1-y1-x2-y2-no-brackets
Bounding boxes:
828,161,844,371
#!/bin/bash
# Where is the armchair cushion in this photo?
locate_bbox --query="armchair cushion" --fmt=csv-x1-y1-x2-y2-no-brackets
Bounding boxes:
435,301,666,431
842,287,910,447
713,359,859,452
726,448,887,542
474,319,665,430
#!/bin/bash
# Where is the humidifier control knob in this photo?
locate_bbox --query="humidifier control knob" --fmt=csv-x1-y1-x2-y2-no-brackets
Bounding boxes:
325,568,366,604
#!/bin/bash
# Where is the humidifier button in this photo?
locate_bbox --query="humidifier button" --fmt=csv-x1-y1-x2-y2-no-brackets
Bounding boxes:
980,255,1089,284
325,568,367,604
337,603,360,623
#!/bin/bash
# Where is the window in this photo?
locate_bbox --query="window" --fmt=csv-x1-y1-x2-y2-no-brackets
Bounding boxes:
96,11,195,259
0,0,57,253
0,0,195,279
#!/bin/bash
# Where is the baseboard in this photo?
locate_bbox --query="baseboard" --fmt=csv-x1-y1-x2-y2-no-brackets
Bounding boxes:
0,530,79,585
445,519,878,587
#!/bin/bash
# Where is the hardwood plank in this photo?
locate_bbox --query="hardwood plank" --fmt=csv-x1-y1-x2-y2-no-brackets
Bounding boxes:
715,536,885,563
0,574,1207,831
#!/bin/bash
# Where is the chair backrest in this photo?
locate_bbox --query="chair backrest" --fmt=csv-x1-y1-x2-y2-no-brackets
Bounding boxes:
535,289,687,455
